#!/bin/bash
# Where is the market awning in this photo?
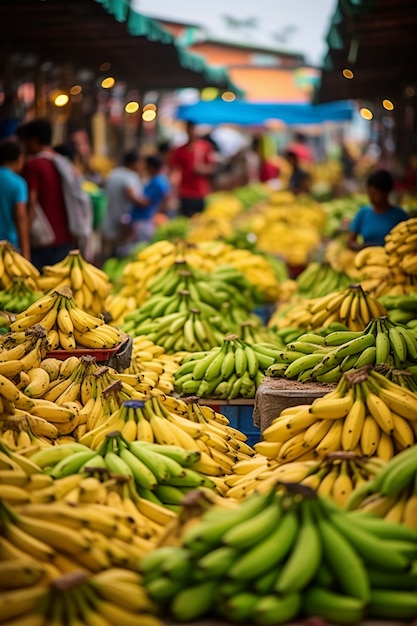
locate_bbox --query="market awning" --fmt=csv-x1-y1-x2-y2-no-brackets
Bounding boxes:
0,0,242,94
176,100,355,127
316,0,417,102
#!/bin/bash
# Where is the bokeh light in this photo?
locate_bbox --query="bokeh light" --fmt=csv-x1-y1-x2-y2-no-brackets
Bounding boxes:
360,107,373,120
54,93,69,107
382,99,394,110
221,91,236,102
142,109,157,122
125,101,140,114
342,69,354,79
101,76,115,89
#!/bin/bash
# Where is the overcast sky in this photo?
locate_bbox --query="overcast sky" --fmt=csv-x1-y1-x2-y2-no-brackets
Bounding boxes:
134,0,337,66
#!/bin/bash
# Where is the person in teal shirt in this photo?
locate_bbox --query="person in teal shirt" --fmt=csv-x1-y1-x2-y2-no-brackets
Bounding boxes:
348,169,408,249
0,139,30,259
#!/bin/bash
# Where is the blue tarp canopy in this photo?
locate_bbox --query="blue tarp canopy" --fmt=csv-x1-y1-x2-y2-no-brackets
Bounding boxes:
176,100,355,127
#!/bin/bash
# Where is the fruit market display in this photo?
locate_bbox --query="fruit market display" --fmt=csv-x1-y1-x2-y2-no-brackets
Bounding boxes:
0,240,40,290
140,485,417,624
270,283,387,332
10,286,121,350
266,315,417,383
174,334,278,398
1,187,417,626
259,367,417,463
346,444,417,529
223,452,386,503
36,249,111,316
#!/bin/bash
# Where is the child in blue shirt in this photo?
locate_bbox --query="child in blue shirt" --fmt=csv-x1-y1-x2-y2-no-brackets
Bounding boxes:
348,169,408,249
129,155,171,244
0,139,30,259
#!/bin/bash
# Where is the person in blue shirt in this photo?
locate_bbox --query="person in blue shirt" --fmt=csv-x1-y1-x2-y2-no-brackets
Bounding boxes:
348,169,409,249
128,155,171,244
0,139,30,259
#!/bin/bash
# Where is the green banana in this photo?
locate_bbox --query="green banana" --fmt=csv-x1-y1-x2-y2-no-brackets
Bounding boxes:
119,447,158,490
334,333,375,358
196,546,238,579
303,586,366,625
170,580,217,622
228,506,299,581
367,589,417,620
223,498,281,550
284,353,324,379
274,500,322,593
252,592,302,625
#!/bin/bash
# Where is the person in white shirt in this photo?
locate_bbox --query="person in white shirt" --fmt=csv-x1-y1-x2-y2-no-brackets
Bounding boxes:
100,151,143,261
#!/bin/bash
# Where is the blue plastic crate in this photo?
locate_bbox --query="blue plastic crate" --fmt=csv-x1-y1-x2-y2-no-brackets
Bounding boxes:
220,404,260,448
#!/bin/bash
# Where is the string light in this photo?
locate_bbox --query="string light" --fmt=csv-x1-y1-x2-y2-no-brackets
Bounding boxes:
360,107,373,120
382,99,394,110
101,76,115,89
125,101,139,114
53,93,69,107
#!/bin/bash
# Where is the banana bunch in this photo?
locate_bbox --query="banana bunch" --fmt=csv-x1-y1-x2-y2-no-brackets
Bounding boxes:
0,323,49,373
354,244,417,297
0,278,43,314
296,261,352,299
270,284,387,332
0,569,161,626
10,286,121,350
0,240,39,290
0,413,56,452
140,486,417,624
37,248,111,316
79,393,251,477
105,292,137,326
385,216,417,276
174,335,279,398
323,235,360,278
35,429,215,513
267,316,417,383
225,452,386,504
260,367,417,464
379,291,417,324
346,445,417,530
125,336,180,395
237,320,284,347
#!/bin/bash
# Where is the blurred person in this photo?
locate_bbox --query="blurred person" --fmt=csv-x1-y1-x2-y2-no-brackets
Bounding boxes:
348,169,409,250
17,118,78,270
0,139,30,259
124,155,171,250
285,150,311,194
286,132,314,165
252,136,280,184
100,151,143,261
169,121,216,218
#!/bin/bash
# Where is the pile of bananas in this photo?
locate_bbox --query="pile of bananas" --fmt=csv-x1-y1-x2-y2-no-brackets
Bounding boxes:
296,262,352,298
346,445,417,530
374,363,417,393
25,430,215,513
270,284,387,332
140,486,417,624
10,286,121,350
0,479,155,576
355,242,417,297
118,239,281,306
385,216,417,276
0,569,161,626
174,335,278,398
0,323,49,373
379,291,417,324
223,452,386,504
123,336,180,395
0,241,39,290
267,316,417,383
78,394,254,478
0,278,43,314
260,368,417,464
236,320,284,347
37,249,111,316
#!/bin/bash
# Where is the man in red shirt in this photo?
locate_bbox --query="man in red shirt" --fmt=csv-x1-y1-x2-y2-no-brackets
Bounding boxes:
169,121,216,218
17,118,75,270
